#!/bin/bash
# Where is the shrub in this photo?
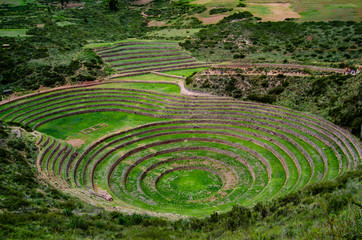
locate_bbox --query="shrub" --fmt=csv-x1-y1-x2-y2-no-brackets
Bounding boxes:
7,139,26,151
185,72,197,85
70,74,96,83
69,216,89,230
268,86,285,95
247,94,276,103
209,8,233,15
233,53,245,59
219,11,253,23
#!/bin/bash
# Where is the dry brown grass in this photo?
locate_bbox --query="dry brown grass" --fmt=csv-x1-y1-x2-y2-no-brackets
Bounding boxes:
247,3,301,21
132,0,153,5
147,20,167,27
67,138,85,147
198,15,228,24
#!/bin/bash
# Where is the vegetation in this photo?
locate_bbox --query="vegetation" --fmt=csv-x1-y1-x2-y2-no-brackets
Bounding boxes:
180,21,361,65
94,40,207,77
0,123,360,238
186,68,362,138
0,0,145,91
209,7,233,15
0,81,360,217
0,0,361,239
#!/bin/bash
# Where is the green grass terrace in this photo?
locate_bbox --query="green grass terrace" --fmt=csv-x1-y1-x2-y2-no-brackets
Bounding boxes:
0,81,360,217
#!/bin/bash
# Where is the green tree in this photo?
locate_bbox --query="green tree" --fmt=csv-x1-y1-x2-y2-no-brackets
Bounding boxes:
109,0,119,11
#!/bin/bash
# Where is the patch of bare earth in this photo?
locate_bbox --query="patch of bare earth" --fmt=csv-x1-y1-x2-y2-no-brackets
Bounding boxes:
67,138,85,147
53,2,85,9
198,15,227,24
148,20,166,27
250,3,301,21
132,0,153,5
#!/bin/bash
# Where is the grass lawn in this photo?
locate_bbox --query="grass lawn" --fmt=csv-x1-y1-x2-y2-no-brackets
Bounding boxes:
189,0,361,22
162,67,208,77
0,0,26,6
146,28,202,38
294,2,360,21
112,74,181,83
85,39,177,49
36,111,167,151
0,29,30,37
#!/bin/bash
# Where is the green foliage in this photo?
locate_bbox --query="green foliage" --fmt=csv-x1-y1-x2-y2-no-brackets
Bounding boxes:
145,0,206,21
180,21,362,64
237,3,246,8
247,93,276,103
108,0,119,11
0,121,361,239
219,11,254,24
186,71,361,137
209,7,233,15
6,139,26,151
185,71,197,85
0,2,147,91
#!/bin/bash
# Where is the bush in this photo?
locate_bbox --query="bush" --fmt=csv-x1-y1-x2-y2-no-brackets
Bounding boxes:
209,8,233,15
233,53,245,59
185,72,197,85
70,74,96,83
7,139,26,151
268,86,285,95
219,11,253,23
69,216,89,230
247,94,276,103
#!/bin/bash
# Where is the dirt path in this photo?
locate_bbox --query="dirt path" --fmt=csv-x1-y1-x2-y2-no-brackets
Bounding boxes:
214,63,345,73
1,63,346,105
108,79,215,97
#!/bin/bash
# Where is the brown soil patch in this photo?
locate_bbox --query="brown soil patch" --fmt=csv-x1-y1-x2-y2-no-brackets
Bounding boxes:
132,0,153,5
67,138,85,148
36,24,44,28
148,20,166,27
194,0,235,4
249,3,301,21
198,15,227,24
53,2,85,9
194,0,212,4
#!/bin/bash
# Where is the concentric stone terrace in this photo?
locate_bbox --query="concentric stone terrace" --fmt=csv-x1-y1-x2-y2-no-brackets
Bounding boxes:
94,40,208,77
1,83,360,216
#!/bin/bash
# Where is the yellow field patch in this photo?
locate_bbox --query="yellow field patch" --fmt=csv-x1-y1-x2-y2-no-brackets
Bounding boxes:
247,3,301,21
147,20,167,27
66,138,85,148
199,15,228,24
131,0,153,5
192,0,237,6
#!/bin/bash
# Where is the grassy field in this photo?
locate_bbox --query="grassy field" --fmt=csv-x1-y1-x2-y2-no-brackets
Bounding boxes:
146,29,202,39
113,74,181,82
294,1,361,21
187,0,361,23
0,0,25,6
91,81,181,94
0,29,30,37
94,40,206,75
162,67,209,77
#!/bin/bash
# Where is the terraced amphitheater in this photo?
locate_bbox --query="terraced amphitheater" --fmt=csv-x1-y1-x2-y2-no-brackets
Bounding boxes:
94,40,208,77
1,80,360,217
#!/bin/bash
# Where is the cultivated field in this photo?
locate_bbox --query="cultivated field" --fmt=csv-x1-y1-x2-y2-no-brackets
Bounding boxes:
93,40,209,78
189,0,361,22
0,79,360,217
0,29,30,37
